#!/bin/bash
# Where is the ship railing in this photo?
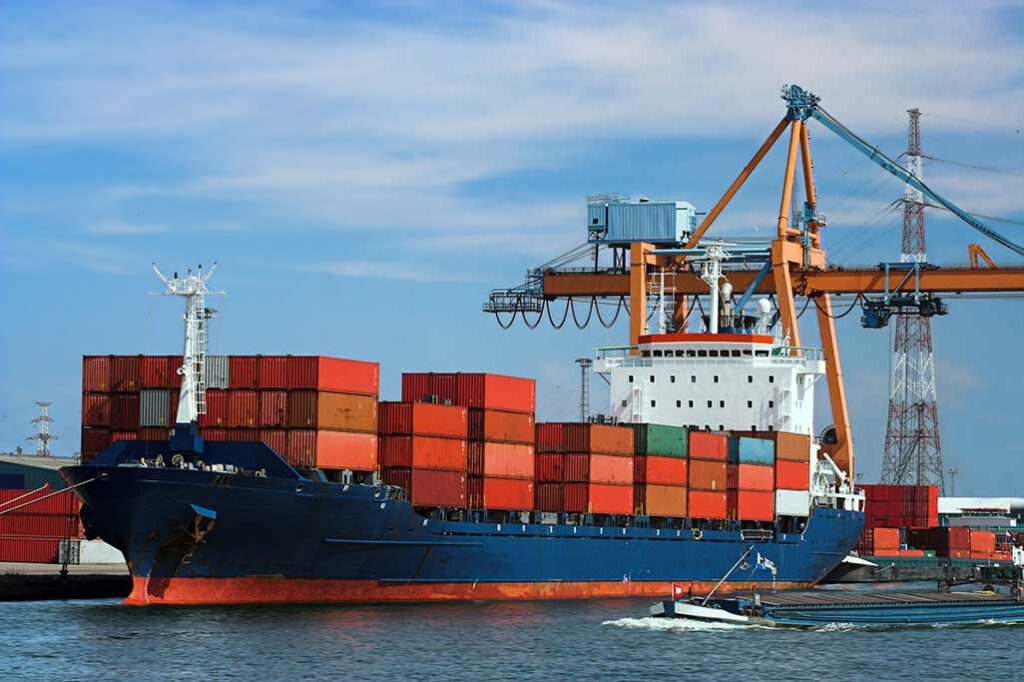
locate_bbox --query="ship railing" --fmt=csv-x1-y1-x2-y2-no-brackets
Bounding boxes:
595,345,824,367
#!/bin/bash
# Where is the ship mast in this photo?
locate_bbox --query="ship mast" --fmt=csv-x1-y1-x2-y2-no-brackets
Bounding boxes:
152,263,221,426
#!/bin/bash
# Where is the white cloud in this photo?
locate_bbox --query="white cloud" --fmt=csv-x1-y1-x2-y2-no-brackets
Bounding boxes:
307,260,476,284
88,221,168,236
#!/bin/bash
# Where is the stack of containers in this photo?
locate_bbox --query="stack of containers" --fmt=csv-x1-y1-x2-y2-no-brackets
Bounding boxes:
687,431,728,519
859,484,939,530
81,355,379,473
378,402,468,508
535,423,633,515
0,487,80,563
631,424,688,517
906,527,971,558
401,373,536,511
858,527,901,556
726,435,775,521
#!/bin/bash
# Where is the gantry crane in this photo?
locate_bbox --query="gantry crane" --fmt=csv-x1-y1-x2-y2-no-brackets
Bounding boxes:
485,85,1024,483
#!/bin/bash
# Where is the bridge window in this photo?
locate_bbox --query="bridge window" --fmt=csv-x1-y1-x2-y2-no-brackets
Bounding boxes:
641,351,651,358
719,425,725,431
670,375,676,383
747,400,753,408
675,350,685,357
708,350,719,357
769,375,775,383
690,376,697,383
719,400,725,408
768,425,775,432
751,425,757,431
706,400,713,408
687,350,696,357
697,350,707,358
653,350,663,357
713,375,719,383
747,375,753,383
628,375,634,383
649,375,655,383
621,400,627,407
676,400,682,408
756,350,769,357
732,350,742,357
651,400,657,408
688,400,694,408
769,400,775,408
743,350,752,357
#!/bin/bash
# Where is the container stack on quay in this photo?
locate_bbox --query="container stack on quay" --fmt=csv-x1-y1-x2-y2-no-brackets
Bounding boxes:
0,487,79,563
630,424,688,517
399,373,536,511
535,423,634,515
81,355,380,474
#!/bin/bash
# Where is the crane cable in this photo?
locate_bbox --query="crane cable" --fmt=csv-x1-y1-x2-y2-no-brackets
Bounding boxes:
810,293,865,320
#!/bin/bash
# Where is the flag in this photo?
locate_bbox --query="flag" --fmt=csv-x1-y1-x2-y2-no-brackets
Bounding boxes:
756,553,777,577
672,582,685,599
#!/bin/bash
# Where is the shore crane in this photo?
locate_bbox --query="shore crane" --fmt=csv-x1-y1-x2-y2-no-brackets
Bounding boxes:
485,85,1024,483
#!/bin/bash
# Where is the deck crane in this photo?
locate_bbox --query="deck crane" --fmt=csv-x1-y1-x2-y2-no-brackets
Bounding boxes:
484,84,1024,482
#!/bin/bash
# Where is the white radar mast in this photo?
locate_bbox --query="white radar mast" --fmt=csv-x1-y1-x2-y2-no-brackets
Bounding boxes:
152,263,223,425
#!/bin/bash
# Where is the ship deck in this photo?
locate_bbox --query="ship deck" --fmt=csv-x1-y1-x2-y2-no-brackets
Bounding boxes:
750,590,1018,607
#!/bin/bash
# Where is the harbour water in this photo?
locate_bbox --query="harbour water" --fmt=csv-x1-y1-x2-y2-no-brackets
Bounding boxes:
2,592,1022,681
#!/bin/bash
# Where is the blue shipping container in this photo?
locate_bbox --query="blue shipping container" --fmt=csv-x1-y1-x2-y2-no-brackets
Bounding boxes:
729,436,775,465
588,198,696,244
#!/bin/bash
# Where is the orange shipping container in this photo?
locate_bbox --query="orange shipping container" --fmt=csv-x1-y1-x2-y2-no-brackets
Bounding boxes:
873,527,901,551
313,430,378,471
970,530,996,554
588,483,633,515
483,478,534,510
689,431,728,461
733,463,774,491
379,436,466,471
688,490,728,519
645,456,687,486
288,391,378,433
689,459,727,491
775,460,810,490
468,409,535,444
589,453,633,485
775,431,811,462
379,402,468,439
287,356,380,395
562,423,633,455
456,373,535,414
482,443,534,479
645,484,687,517
728,490,775,521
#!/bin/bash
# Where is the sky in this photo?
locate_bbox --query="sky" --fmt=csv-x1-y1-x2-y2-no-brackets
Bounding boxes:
1,1,1022,495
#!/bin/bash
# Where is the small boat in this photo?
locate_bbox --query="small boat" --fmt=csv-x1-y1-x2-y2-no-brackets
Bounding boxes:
651,589,1024,628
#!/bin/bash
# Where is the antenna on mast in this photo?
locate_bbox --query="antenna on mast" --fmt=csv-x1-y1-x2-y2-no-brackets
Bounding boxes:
152,262,224,451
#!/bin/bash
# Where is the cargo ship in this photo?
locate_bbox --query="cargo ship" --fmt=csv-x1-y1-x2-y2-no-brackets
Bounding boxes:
62,265,864,605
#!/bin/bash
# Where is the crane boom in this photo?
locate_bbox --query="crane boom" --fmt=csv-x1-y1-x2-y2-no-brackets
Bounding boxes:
782,84,1024,258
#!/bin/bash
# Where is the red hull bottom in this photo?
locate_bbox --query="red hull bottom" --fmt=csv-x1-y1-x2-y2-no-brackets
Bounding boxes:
126,576,814,606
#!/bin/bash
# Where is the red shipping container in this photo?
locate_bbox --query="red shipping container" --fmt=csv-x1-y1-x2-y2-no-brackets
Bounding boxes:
200,428,228,441
563,453,590,482
382,467,412,491
689,459,727,491
633,455,647,484
315,431,378,472
257,356,288,389
535,423,564,453
733,463,774,491
110,394,140,430
468,441,484,476
379,436,466,470
535,453,563,482
689,490,728,519
689,431,728,461
284,430,315,467
110,355,141,392
82,393,111,427
169,389,180,423
467,476,484,509
645,484,687,517
483,478,533,510
775,460,809,490
483,443,534,479
589,454,633,485
81,427,110,455
534,482,563,512
563,482,588,513
728,490,774,521
379,402,468,438
588,483,632,515
287,391,377,432
456,373,535,414
259,429,287,455
82,356,111,392
646,456,687,486
199,389,228,427
259,390,288,427
633,483,646,514
468,409,535,444
0,538,61,563
228,390,259,428
561,424,633,455
400,373,444,404
139,427,170,440
141,355,172,389
229,356,259,389
287,356,380,395
227,428,260,441
111,430,137,443
410,469,466,507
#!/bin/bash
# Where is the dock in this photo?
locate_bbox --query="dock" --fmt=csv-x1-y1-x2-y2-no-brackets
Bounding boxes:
0,562,131,601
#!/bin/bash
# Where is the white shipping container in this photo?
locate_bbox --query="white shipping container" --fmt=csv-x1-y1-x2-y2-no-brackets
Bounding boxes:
206,355,229,388
775,489,810,516
139,389,170,427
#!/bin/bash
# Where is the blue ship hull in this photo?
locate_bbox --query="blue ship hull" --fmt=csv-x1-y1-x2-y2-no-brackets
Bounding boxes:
61,440,863,605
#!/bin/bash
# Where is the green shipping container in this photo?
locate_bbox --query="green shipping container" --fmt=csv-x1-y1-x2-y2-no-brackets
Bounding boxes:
632,424,688,458
923,550,936,558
